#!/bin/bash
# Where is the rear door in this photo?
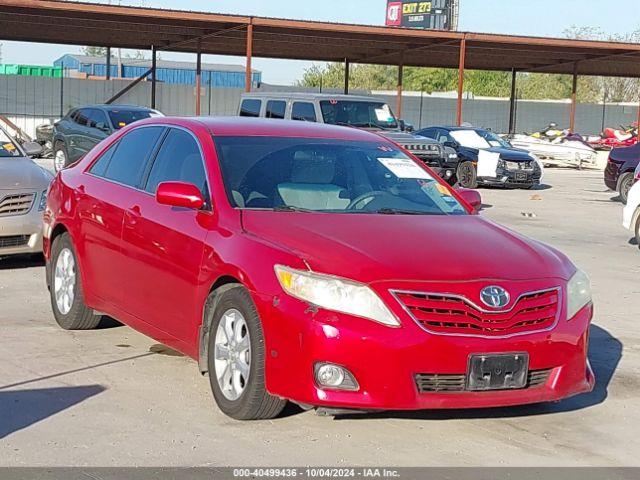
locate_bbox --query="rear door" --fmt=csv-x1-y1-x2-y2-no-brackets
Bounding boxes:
119,126,210,342
67,109,90,162
79,125,165,307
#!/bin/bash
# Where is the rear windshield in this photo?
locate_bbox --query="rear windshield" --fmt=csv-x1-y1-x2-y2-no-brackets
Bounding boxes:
108,109,156,130
214,136,465,216
320,100,399,129
0,130,21,158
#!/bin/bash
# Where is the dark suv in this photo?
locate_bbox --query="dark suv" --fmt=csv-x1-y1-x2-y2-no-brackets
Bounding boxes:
604,143,640,204
53,105,162,172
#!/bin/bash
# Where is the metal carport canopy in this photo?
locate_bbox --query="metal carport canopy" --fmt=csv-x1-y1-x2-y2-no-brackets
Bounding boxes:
2,0,640,77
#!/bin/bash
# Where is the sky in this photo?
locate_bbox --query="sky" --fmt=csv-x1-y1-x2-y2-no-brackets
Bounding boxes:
2,0,639,85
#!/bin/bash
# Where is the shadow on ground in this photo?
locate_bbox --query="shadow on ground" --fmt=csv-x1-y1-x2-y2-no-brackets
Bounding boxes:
0,385,105,438
0,254,45,270
333,324,621,421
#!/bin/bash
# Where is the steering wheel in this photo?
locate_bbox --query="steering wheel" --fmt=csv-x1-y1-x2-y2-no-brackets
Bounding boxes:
347,191,386,210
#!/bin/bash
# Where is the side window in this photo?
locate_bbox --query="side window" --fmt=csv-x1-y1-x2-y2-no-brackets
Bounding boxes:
266,100,286,120
419,128,437,140
291,102,316,122
75,109,89,127
145,128,207,198
103,126,164,187
240,99,261,117
437,130,452,144
86,109,109,129
89,142,119,177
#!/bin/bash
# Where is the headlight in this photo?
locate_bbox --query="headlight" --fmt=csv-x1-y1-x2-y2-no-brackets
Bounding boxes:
448,153,458,159
38,189,47,211
274,265,399,327
566,269,592,320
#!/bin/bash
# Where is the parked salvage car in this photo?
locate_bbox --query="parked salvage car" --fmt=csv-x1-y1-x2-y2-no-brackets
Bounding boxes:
44,117,594,420
622,166,640,248
238,93,460,185
53,104,163,172
605,142,640,204
0,125,52,257
417,126,544,189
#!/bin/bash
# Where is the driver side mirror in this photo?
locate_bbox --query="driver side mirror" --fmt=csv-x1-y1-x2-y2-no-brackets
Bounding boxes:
22,141,43,158
156,181,205,210
457,188,482,213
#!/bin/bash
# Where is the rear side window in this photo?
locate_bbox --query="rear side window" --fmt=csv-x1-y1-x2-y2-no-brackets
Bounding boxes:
266,100,286,120
86,109,109,129
291,102,316,122
145,128,208,197
74,109,89,127
102,126,164,187
89,142,119,177
240,99,261,117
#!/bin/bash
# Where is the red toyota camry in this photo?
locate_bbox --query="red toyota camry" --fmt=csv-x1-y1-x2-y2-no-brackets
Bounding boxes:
43,117,594,420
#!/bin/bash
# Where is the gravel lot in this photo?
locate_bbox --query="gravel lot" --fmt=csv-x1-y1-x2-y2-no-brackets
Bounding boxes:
1,168,639,467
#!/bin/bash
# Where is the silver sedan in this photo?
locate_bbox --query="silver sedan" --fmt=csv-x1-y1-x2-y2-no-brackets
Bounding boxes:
0,126,53,257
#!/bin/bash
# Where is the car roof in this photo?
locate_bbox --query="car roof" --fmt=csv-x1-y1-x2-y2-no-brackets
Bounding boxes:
240,92,387,103
133,116,393,142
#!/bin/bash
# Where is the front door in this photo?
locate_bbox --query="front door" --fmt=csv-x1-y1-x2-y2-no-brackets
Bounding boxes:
120,127,210,343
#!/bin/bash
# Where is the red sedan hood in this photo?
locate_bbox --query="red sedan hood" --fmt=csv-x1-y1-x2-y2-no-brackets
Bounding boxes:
241,212,575,283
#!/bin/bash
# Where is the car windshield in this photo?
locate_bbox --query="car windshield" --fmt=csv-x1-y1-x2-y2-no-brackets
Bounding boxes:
108,109,157,130
450,129,510,149
0,130,21,158
214,137,466,216
320,101,399,129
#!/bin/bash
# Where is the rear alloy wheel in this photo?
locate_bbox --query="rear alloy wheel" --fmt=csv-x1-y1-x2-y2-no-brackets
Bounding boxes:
207,285,286,420
457,161,478,189
53,143,68,172
618,173,634,205
50,233,102,330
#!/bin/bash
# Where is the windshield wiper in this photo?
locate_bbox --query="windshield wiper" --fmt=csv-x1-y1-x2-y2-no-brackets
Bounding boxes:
273,205,315,213
375,208,439,216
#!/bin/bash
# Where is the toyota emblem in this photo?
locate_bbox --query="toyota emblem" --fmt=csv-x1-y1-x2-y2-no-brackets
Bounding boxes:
480,286,510,308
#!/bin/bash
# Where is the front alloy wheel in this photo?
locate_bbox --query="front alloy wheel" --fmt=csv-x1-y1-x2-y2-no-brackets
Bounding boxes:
214,309,251,401
206,285,286,420
54,247,76,315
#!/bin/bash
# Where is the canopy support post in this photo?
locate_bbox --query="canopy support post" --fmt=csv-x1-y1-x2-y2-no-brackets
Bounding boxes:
396,52,404,120
456,36,467,126
569,63,578,133
195,41,202,116
245,20,253,93
508,68,518,134
344,58,350,95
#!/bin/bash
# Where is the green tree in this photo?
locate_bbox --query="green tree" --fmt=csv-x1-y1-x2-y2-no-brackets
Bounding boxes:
81,46,108,57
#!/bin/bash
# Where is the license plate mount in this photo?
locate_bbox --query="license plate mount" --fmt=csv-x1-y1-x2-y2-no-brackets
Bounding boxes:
467,353,529,391
515,172,527,181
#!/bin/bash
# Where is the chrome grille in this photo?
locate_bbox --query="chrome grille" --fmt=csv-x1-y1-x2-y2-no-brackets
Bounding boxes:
0,235,30,248
415,369,553,393
0,192,35,217
393,288,560,338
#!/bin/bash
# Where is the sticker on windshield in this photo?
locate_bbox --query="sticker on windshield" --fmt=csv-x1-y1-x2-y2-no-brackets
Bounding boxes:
3,143,16,151
375,105,394,122
378,157,432,180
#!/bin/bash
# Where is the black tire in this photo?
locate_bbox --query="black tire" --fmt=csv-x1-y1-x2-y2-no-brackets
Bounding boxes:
618,172,634,205
207,285,286,420
53,141,68,172
50,233,102,330
635,212,640,250
457,161,478,189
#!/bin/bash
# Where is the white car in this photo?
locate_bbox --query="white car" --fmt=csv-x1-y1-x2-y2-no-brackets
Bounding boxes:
622,165,640,248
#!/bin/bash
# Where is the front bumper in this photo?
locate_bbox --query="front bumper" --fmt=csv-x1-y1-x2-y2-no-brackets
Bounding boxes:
259,288,594,411
480,168,541,188
0,209,44,256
